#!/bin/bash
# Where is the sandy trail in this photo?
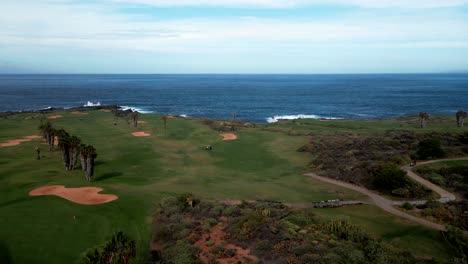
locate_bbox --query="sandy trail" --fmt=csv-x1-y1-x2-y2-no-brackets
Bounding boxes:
29,185,118,205
132,132,151,137
47,115,63,119
99,109,112,112
0,135,42,147
221,133,237,141
304,158,466,231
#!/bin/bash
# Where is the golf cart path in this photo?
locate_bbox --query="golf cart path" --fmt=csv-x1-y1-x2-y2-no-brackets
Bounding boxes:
305,157,467,231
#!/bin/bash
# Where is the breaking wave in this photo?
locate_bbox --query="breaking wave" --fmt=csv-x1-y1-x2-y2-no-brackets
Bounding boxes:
119,105,153,114
266,114,342,123
84,101,101,107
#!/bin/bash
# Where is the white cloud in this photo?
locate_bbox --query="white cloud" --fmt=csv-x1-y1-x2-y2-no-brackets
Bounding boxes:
111,0,468,8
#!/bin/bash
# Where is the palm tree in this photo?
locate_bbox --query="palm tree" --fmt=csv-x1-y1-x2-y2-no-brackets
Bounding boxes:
56,129,71,170
79,144,88,173
161,116,168,135
38,120,55,151
456,110,467,127
101,231,136,264
81,231,136,264
68,136,81,170
418,112,429,128
130,111,139,128
85,145,97,182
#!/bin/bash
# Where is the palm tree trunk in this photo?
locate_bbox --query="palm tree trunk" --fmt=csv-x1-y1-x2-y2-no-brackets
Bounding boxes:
61,146,70,170
86,157,95,181
68,147,78,170
461,117,465,127
49,135,55,151
80,154,87,172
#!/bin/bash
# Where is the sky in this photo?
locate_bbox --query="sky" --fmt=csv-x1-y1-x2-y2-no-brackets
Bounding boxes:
1,0,468,74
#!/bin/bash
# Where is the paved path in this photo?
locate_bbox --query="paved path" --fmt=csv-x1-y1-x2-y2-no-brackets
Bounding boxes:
304,157,467,231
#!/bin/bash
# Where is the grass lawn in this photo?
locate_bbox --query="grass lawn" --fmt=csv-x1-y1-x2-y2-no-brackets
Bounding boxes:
0,110,460,263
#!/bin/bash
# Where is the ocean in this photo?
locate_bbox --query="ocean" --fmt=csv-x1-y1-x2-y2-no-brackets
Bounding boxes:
0,74,467,123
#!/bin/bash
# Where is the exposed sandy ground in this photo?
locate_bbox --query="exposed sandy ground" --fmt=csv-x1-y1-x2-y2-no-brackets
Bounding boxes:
167,115,176,119
99,109,112,112
303,158,466,231
132,132,151,137
137,120,147,124
221,133,237,141
71,111,88,115
47,115,63,119
29,185,118,205
0,135,42,147
194,220,257,264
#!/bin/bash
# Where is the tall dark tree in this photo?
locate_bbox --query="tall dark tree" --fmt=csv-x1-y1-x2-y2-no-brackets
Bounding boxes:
418,112,429,128
79,144,88,173
85,145,97,181
38,120,55,151
130,111,139,128
161,116,168,135
68,136,81,170
456,110,467,127
56,129,71,170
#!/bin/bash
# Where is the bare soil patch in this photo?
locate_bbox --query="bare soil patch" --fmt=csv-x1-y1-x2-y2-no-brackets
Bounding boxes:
47,115,63,119
71,111,88,115
132,132,151,137
29,185,118,205
137,120,147,124
99,109,112,112
221,133,237,141
194,221,257,264
0,135,42,147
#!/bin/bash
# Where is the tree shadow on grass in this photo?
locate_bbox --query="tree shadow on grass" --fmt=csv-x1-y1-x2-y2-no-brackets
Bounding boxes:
96,172,123,181
0,241,13,264
94,160,106,166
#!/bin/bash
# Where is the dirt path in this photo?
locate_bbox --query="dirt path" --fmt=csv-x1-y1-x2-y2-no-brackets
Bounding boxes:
304,158,467,231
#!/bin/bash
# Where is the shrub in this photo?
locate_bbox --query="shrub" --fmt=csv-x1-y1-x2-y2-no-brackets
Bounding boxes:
373,164,408,191
392,188,410,197
417,139,445,160
401,202,414,210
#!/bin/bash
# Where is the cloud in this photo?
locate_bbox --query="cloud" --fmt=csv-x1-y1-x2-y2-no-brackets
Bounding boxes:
111,0,468,8
1,0,467,73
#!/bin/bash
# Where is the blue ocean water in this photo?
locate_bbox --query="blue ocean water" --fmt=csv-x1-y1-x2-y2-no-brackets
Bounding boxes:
0,74,467,123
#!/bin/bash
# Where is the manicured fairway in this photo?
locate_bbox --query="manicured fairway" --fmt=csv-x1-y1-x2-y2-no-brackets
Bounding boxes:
0,110,458,263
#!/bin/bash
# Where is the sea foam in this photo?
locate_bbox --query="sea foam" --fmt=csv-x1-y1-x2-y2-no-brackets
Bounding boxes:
266,114,341,123
119,105,153,114
84,101,101,107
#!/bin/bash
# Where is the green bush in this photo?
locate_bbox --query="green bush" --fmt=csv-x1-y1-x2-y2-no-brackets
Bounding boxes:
401,202,414,210
417,139,445,160
373,164,408,191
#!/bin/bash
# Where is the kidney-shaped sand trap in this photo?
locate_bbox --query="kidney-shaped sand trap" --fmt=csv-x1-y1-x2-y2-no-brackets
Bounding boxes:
29,185,118,205
221,133,237,141
132,131,151,137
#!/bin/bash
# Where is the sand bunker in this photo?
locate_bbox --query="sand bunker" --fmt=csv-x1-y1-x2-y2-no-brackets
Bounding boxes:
132,132,151,137
71,111,88,115
47,115,63,119
29,185,118,205
221,133,237,141
99,109,112,112
137,120,147,124
0,135,42,147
